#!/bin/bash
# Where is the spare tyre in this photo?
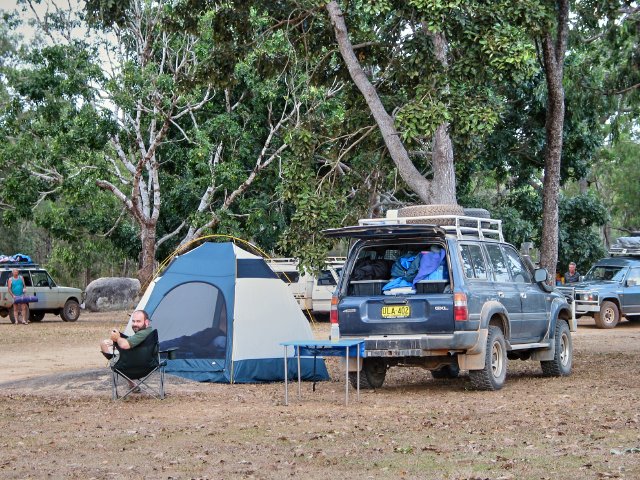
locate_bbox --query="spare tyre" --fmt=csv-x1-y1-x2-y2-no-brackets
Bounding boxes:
397,204,465,225
462,207,490,218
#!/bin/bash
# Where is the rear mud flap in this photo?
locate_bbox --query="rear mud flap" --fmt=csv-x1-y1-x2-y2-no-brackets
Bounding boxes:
529,343,555,361
457,328,488,371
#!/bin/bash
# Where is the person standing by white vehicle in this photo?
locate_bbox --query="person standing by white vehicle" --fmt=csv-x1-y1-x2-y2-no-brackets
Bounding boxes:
7,269,28,324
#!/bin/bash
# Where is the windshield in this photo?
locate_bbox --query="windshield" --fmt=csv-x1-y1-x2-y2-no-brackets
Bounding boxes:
584,265,627,282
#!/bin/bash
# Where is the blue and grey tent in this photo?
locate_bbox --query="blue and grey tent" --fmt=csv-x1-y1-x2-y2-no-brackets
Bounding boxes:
126,242,329,383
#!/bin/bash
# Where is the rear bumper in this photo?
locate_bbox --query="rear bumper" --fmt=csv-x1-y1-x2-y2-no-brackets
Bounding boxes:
349,331,480,358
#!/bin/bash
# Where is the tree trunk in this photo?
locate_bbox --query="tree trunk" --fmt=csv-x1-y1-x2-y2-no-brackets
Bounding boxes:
429,31,457,204
326,1,443,204
539,0,569,282
139,223,157,287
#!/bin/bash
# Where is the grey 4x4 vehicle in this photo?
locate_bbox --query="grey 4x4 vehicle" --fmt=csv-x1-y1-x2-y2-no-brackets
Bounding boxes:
324,213,575,391
0,262,84,323
573,237,640,328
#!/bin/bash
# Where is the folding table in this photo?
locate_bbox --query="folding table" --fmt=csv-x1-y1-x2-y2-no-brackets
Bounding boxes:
280,339,365,406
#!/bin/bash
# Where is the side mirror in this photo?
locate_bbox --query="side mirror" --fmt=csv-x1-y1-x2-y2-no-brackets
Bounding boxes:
534,268,548,284
627,279,637,287
579,275,585,282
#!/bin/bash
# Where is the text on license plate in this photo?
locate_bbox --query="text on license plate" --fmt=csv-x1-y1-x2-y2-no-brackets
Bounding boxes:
381,305,411,318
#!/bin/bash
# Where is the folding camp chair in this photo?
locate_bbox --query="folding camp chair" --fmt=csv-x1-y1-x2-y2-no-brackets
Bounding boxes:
110,329,169,400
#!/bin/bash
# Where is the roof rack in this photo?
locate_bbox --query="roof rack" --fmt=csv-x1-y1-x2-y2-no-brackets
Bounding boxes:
0,262,41,269
358,214,504,242
608,246,640,257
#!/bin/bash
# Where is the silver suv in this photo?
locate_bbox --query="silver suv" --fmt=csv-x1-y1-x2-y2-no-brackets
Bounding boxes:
0,263,84,323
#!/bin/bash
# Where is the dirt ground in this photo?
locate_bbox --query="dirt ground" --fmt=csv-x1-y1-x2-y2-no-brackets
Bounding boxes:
1,311,639,480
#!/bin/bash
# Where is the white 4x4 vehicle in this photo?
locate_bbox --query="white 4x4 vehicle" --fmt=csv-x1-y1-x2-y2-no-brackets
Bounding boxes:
268,257,344,313
0,262,84,323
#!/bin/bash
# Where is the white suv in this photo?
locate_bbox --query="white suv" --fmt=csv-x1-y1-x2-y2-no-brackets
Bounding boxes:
0,263,84,323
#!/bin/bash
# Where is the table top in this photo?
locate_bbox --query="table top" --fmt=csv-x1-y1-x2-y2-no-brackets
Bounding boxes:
281,338,364,348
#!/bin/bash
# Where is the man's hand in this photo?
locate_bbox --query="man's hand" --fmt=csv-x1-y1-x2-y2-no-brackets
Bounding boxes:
110,329,120,342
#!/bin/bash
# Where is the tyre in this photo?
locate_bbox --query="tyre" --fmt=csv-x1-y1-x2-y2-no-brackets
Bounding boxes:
462,207,491,219
30,311,46,322
397,204,465,225
348,358,386,390
541,320,572,377
430,364,460,379
60,299,80,322
594,300,619,329
469,325,508,391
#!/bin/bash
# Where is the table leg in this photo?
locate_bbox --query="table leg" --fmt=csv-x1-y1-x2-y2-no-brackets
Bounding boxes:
357,343,360,401
283,346,288,406
297,346,302,399
345,345,349,406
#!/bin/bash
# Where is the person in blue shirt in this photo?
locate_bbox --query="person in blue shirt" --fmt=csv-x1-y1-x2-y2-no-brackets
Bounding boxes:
7,269,28,325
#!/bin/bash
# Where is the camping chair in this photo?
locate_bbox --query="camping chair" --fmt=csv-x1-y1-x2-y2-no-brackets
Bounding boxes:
110,329,169,400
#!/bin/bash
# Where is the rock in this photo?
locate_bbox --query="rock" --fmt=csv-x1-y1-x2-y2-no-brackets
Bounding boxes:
84,277,141,312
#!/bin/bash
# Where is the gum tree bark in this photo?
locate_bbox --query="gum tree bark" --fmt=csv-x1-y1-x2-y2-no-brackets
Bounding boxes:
539,0,569,281
326,1,457,205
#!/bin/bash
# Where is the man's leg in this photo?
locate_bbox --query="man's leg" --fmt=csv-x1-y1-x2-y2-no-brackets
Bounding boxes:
22,304,29,324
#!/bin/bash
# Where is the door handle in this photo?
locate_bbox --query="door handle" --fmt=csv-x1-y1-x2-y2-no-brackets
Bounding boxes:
497,291,504,298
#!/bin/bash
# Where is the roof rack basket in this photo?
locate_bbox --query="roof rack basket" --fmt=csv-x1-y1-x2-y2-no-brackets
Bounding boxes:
358,214,504,242
0,261,40,269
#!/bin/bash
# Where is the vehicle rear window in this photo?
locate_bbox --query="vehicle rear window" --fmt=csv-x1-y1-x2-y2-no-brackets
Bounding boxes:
460,244,488,279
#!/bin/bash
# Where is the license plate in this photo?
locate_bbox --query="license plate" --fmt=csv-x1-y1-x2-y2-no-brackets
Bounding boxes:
381,305,411,318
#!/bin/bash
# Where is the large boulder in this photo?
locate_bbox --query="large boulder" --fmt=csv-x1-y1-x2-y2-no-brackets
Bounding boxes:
84,277,141,312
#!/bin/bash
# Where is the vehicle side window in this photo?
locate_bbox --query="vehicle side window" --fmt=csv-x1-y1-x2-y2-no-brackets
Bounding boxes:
503,246,531,283
460,244,488,280
627,267,640,286
20,271,33,287
276,271,299,283
317,270,336,286
31,271,50,287
0,271,10,286
485,244,511,282
47,273,57,287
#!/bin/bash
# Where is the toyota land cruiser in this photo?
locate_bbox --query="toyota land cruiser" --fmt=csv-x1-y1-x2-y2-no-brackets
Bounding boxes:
323,212,574,391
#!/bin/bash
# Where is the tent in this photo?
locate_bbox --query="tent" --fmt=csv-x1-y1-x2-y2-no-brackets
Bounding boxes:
127,242,329,383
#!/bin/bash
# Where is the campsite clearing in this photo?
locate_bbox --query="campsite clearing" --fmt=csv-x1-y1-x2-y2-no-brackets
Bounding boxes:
1,312,640,479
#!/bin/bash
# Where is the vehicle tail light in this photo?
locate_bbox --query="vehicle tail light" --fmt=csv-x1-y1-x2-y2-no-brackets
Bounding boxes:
454,292,468,321
330,295,339,324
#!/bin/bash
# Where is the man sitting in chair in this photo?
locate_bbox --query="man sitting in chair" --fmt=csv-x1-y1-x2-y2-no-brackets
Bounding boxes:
100,309,153,359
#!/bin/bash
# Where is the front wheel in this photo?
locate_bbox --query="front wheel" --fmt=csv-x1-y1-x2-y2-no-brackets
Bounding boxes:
469,326,508,391
594,300,619,329
348,358,386,390
30,311,46,322
60,300,80,322
541,320,572,376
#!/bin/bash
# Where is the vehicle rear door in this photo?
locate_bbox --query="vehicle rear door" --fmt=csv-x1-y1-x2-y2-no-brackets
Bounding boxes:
484,244,522,339
623,267,640,315
502,246,548,341
325,225,454,336
458,241,495,327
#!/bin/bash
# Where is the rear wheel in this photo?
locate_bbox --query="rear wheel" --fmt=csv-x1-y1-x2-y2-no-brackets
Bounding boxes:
469,326,507,391
348,358,386,390
594,301,619,329
60,300,80,322
541,320,572,376
430,364,460,379
29,311,45,322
